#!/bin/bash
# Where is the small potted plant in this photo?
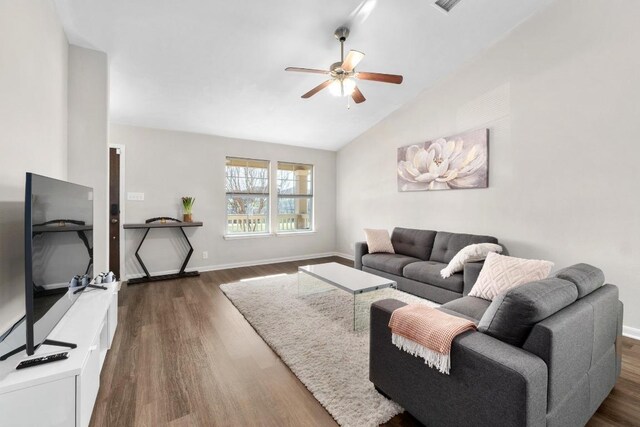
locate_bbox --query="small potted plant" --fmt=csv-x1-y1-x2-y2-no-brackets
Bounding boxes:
182,197,195,222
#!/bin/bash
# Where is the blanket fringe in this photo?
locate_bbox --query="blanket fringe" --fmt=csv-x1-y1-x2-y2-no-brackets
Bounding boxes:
391,333,451,375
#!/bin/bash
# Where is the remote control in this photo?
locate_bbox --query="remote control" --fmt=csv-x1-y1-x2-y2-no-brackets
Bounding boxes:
16,352,69,370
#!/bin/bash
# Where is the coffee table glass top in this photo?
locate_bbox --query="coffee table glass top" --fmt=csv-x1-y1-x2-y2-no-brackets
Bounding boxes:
298,262,396,294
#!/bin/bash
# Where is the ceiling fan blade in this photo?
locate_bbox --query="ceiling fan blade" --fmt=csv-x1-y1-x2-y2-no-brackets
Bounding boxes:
357,71,403,84
285,67,330,75
341,50,365,72
301,80,333,98
352,86,366,104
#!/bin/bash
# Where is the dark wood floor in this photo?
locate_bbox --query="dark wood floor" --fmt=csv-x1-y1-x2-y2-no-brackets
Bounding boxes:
91,256,640,427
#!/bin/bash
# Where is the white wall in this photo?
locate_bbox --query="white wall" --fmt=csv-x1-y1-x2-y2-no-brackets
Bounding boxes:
336,0,640,329
109,124,337,277
0,0,69,335
67,46,109,275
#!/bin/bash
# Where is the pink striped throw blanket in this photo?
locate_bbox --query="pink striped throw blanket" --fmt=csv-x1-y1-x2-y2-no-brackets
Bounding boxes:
388,304,476,374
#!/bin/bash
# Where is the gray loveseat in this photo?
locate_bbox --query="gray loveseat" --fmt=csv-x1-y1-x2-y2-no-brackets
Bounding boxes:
355,227,501,304
370,264,623,427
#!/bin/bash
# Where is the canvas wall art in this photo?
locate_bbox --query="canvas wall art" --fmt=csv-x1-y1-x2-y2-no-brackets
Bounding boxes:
397,128,489,192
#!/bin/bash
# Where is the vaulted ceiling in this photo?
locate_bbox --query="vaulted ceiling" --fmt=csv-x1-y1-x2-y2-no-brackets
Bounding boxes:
54,0,553,150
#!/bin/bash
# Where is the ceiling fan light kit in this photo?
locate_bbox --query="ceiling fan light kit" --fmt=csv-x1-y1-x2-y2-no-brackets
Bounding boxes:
329,77,357,97
285,26,403,106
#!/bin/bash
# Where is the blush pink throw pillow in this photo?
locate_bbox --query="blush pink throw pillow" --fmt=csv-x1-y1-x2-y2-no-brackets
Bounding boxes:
469,252,554,300
364,229,395,254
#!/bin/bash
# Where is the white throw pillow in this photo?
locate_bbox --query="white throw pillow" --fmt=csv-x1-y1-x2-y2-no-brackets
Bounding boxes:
468,252,554,300
364,229,395,254
440,243,503,278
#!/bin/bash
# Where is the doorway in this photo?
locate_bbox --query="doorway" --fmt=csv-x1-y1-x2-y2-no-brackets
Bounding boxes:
109,146,124,279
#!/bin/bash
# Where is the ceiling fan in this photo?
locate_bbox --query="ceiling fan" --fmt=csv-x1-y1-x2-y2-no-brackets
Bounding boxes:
285,26,403,105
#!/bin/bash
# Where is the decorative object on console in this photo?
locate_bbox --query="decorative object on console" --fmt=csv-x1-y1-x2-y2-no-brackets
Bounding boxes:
440,242,503,278
68,276,81,288
181,196,195,222
363,228,395,254
397,128,489,192
104,271,116,283
468,252,553,300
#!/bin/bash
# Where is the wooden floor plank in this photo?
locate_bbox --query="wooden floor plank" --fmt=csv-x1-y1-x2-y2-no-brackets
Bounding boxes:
90,256,640,427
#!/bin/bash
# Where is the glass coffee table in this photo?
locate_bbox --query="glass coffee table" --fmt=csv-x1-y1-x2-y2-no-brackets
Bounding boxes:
298,262,397,331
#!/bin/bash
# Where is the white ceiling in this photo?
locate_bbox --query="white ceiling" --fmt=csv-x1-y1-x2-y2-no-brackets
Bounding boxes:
54,0,553,151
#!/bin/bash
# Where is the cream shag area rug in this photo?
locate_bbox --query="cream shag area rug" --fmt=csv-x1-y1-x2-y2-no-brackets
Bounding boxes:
220,273,437,427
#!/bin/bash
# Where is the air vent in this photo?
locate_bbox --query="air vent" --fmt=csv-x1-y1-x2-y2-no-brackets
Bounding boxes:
434,0,463,13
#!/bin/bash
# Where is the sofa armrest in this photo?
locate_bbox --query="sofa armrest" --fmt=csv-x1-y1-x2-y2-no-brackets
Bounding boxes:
354,241,369,270
370,299,547,427
463,261,484,296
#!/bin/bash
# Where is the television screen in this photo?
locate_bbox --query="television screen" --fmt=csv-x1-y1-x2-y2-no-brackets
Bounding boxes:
25,173,93,354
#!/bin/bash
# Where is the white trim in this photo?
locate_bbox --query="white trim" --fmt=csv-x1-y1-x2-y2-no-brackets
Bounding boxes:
109,143,126,278
224,156,273,235
623,325,640,341
223,233,274,240
275,161,315,233
124,251,351,279
334,252,355,261
275,231,316,237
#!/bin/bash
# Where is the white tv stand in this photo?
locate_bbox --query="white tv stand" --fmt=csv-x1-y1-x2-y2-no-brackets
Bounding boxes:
0,282,119,427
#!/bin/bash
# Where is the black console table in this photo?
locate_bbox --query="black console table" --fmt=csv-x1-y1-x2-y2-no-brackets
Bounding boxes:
123,218,203,285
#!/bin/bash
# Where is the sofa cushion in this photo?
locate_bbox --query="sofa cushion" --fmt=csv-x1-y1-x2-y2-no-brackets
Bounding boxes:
430,231,498,264
362,253,421,276
554,263,605,299
402,261,464,293
478,277,578,347
441,296,492,322
391,227,437,261
463,262,484,296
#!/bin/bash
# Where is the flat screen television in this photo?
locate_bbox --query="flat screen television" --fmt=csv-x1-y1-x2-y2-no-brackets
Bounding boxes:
23,173,94,355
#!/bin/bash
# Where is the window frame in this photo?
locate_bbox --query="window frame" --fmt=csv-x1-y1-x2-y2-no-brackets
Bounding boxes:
276,162,314,234
224,156,271,236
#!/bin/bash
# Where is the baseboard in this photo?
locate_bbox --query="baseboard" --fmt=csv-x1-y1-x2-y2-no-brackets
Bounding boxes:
125,252,351,280
334,252,355,261
623,326,640,341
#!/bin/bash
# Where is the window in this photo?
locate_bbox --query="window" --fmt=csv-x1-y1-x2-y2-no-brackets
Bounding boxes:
277,162,313,232
225,157,270,235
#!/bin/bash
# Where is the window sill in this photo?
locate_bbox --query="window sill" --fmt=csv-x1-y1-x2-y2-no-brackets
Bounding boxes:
223,233,274,240
276,231,316,237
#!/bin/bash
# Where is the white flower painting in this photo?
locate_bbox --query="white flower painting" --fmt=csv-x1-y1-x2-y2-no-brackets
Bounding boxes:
397,128,489,192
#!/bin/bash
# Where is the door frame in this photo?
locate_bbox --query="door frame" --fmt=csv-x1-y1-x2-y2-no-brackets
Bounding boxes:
109,143,126,279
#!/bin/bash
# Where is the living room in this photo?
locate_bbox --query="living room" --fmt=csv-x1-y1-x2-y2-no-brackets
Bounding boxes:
0,0,638,426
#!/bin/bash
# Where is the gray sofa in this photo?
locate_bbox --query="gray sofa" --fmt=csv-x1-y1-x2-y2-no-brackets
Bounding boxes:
370,264,623,427
355,227,501,304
